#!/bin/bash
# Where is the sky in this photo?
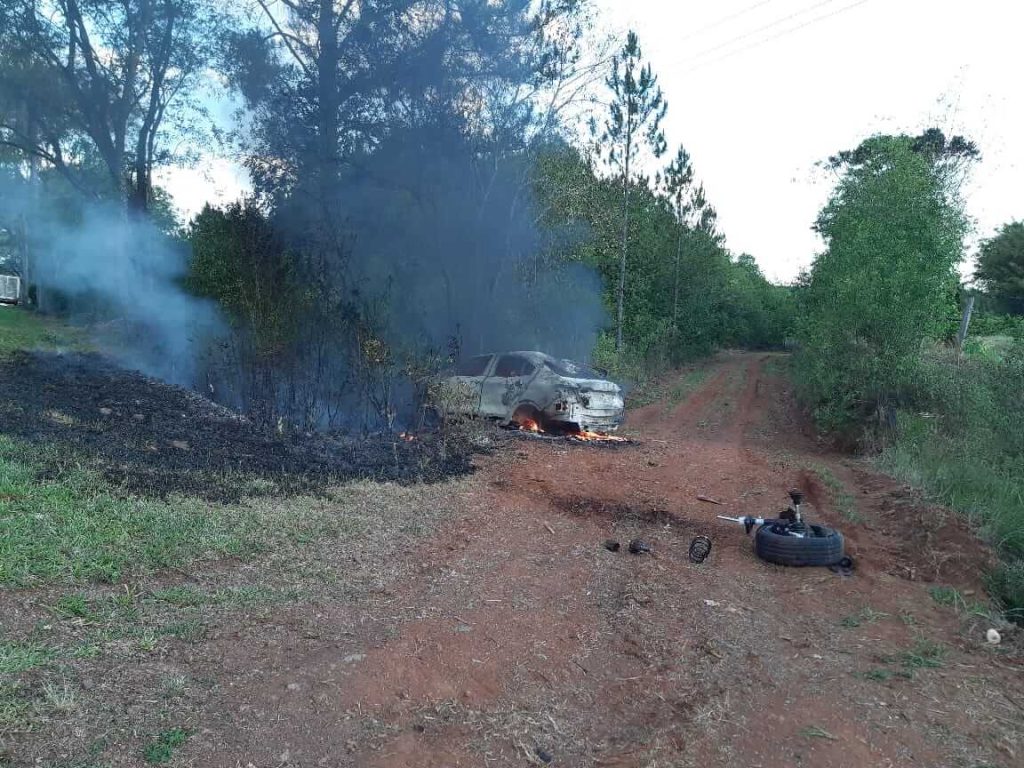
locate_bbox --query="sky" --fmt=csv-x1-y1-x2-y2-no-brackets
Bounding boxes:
159,0,1024,284
591,0,1024,282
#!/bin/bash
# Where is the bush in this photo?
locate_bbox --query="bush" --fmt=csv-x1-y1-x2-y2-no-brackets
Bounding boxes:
879,344,1024,617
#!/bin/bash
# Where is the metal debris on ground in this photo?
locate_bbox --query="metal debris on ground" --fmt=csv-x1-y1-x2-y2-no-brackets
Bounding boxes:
697,494,723,505
688,535,713,563
603,539,621,552
628,538,651,555
827,556,855,577
535,747,554,764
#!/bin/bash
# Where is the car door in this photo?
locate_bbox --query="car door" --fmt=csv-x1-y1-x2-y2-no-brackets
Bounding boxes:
479,354,537,419
449,354,493,414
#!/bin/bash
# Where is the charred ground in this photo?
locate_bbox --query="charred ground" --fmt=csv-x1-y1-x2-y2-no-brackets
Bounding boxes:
0,350,478,501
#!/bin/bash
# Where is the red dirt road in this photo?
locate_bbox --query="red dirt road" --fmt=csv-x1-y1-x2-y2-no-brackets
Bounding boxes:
195,352,1022,767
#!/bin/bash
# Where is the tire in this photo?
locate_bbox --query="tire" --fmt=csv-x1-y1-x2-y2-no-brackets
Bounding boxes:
754,523,845,567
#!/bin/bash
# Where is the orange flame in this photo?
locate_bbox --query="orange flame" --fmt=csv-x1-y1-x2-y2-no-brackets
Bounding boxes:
516,418,627,443
398,432,417,442
569,428,629,443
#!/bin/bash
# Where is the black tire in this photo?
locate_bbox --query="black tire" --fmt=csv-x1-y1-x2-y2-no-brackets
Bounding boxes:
754,523,845,567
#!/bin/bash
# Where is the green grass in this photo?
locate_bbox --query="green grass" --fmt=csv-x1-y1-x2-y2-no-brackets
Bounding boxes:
0,306,83,357
880,417,1024,620
929,585,990,617
0,436,271,585
0,682,33,730
840,607,889,628
805,463,861,523
0,640,54,674
900,638,946,670
142,728,189,764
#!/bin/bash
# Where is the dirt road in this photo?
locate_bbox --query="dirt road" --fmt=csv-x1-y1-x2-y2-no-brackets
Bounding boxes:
188,352,1021,767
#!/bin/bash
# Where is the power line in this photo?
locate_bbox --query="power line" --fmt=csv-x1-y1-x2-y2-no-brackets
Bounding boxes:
682,0,871,73
678,0,846,66
677,0,779,44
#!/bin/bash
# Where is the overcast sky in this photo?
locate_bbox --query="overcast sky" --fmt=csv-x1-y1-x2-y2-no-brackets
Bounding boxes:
160,0,1024,284
592,0,1024,282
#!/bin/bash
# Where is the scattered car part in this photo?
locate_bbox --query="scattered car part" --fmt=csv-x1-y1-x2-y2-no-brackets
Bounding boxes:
628,538,651,555
718,489,846,567
828,556,856,577
696,494,723,505
535,747,554,764
688,535,713,563
755,523,844,567
603,539,621,552
986,628,1002,645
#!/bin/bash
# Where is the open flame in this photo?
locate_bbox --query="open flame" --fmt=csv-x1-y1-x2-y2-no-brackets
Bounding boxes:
398,432,417,442
516,419,627,443
569,428,629,443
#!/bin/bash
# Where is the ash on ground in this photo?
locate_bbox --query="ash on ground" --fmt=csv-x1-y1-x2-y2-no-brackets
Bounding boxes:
0,351,480,502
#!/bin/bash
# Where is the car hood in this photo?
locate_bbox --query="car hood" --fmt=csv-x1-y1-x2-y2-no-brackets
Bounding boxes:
559,377,621,394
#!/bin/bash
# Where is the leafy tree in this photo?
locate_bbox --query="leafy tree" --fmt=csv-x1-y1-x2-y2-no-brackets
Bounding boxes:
796,134,969,431
975,221,1024,315
0,0,221,211
594,30,667,352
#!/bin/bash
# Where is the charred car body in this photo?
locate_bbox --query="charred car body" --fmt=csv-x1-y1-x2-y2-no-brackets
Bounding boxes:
438,351,625,432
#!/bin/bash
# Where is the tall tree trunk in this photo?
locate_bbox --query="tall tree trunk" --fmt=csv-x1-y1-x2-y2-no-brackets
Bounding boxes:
616,141,631,354
672,226,682,326
317,0,340,201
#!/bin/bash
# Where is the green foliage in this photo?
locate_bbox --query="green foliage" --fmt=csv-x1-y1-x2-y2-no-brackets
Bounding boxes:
974,221,1024,315
878,345,1024,617
795,134,966,432
143,728,189,765
966,312,1024,339
595,29,668,353
186,201,308,358
534,145,792,381
0,306,85,357
0,435,265,585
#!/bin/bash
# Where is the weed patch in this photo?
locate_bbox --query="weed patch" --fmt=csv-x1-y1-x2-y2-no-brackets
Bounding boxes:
840,607,889,628
900,638,946,670
143,728,189,764
0,641,53,675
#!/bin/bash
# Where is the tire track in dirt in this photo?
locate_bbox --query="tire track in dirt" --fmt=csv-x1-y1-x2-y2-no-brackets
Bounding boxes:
190,352,1022,768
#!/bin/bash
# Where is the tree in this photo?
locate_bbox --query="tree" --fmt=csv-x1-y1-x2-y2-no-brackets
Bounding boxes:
595,30,667,352
796,134,969,431
975,221,1024,315
662,146,693,325
0,0,220,211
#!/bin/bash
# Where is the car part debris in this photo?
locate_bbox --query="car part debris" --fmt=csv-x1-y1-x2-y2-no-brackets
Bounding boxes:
603,539,621,552
535,747,553,764
717,489,846,567
697,494,723,505
827,556,855,577
688,535,712,563
628,538,651,555
986,628,1002,645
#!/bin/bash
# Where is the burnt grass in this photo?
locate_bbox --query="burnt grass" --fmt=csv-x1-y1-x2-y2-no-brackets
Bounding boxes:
0,351,477,501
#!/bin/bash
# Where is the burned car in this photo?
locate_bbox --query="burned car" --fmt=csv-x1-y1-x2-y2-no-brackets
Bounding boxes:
436,351,624,433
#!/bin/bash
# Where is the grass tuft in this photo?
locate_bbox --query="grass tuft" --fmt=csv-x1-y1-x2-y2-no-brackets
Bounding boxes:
142,728,189,764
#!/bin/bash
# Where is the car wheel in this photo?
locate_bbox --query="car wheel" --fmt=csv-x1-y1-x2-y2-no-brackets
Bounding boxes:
511,405,545,431
754,523,845,567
